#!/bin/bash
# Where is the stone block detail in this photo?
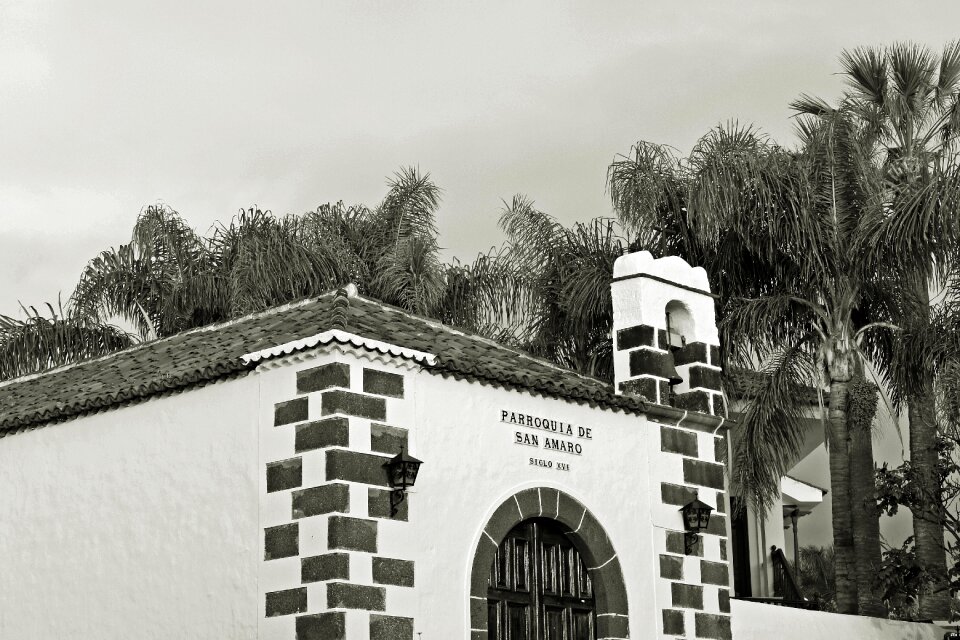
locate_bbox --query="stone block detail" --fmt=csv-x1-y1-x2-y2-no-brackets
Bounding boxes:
321,389,386,420
292,483,350,519
683,458,725,490
695,612,732,640
720,539,727,561
266,457,302,493
714,433,727,464
297,362,350,394
372,557,415,587
705,513,727,537
326,581,385,611
370,614,414,640
326,449,390,487
719,588,730,613
710,345,720,366
712,392,728,417
659,554,683,580
265,587,307,617
661,482,697,506
514,488,541,519
658,379,672,405
587,556,629,615
301,552,350,583
629,348,670,378
275,398,308,426
661,427,698,456
264,523,298,560
597,613,629,638
295,417,349,453
363,368,404,398
674,390,711,413
671,582,704,609
700,560,729,585
371,423,408,455
621,376,672,404
687,365,722,392
368,487,408,521
328,515,378,553
666,530,702,557
617,324,655,350
296,612,345,640
663,608,685,635
619,377,658,402
674,342,709,366
716,491,726,514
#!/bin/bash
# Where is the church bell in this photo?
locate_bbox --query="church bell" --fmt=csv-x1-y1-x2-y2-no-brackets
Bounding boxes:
661,351,683,387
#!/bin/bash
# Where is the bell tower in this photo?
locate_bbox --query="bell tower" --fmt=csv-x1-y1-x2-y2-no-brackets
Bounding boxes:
611,251,724,415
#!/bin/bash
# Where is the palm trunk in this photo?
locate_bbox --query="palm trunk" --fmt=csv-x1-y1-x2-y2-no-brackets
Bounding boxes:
908,281,950,621
828,378,859,614
910,388,951,620
848,378,886,617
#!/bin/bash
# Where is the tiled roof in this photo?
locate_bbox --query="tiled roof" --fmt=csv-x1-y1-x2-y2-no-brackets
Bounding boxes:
0,290,646,436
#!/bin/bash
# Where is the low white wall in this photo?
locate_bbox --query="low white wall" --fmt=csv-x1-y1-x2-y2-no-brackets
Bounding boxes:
731,598,947,640
0,377,260,639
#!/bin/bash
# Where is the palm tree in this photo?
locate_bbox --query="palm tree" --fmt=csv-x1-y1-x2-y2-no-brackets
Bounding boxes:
608,114,912,614
0,167,451,382
71,203,225,340
794,41,960,619
69,167,447,343
487,196,629,379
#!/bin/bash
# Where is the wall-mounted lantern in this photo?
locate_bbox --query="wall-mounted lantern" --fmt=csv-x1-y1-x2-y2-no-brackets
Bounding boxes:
680,497,714,555
383,447,423,517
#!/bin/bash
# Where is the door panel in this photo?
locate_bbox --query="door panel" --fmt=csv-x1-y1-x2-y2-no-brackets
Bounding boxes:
543,607,565,640
487,519,596,640
507,603,531,640
571,611,593,640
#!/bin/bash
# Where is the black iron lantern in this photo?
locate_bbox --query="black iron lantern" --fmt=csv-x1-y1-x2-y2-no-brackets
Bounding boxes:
680,497,714,554
383,447,423,517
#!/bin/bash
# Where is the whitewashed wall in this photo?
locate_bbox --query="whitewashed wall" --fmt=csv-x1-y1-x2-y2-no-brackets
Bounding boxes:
401,370,659,638
0,377,260,639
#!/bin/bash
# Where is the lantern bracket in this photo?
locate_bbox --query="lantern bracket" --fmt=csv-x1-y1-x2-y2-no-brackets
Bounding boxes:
383,447,423,519
679,497,714,556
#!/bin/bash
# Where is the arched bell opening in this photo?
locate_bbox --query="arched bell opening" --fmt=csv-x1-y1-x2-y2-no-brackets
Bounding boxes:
664,300,694,351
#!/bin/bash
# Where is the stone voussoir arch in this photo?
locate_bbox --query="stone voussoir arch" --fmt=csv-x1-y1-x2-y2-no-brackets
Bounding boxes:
469,487,629,640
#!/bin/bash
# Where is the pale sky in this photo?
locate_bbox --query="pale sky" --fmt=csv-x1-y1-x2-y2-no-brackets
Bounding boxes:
3,1,960,316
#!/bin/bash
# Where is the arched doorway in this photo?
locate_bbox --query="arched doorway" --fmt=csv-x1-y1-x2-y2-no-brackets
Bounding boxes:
487,518,595,639
469,488,629,639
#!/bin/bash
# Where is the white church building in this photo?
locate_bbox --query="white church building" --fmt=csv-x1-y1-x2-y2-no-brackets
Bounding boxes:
0,251,946,640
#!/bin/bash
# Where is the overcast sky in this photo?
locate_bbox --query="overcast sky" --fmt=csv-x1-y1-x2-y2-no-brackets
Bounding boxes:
3,1,960,317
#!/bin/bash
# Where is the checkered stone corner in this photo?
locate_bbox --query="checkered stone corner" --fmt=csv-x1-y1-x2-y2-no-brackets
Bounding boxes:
260,356,418,636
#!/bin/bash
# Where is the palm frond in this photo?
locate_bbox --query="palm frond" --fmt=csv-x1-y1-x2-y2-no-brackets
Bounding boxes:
606,141,686,247
375,166,441,248
0,302,134,380
841,46,889,107
791,94,836,118
731,342,821,513
936,41,960,104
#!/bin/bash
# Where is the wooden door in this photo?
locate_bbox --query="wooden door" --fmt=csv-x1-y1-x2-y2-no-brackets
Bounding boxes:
487,519,595,640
